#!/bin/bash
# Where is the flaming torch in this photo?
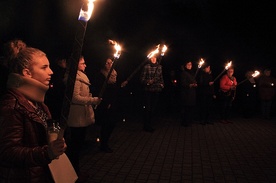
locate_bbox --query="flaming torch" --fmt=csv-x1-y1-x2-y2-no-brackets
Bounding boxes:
152,45,168,79
94,40,121,109
194,58,205,77
121,44,160,87
147,44,160,59
158,44,167,64
60,0,95,127
161,45,167,56
237,70,260,86
252,70,260,78
213,61,232,82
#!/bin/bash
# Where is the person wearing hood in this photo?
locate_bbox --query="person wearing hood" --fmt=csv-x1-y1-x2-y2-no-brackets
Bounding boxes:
179,61,197,127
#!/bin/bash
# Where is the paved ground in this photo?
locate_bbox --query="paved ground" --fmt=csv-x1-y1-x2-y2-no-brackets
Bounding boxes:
78,109,276,183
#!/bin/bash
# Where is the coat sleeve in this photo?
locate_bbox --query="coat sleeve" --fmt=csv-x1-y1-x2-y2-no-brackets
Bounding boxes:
158,66,164,85
71,79,94,105
0,103,52,168
140,65,148,85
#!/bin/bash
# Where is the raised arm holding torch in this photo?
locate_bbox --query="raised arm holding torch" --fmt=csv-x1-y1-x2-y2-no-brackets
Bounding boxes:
57,1,96,181
60,0,95,127
237,70,260,86
94,40,121,109
151,45,168,80
213,61,232,82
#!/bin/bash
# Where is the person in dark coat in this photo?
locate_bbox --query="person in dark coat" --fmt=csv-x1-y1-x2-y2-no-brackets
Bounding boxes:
93,58,120,153
179,61,197,126
197,63,216,124
238,70,258,118
140,56,164,132
0,47,66,182
257,68,276,119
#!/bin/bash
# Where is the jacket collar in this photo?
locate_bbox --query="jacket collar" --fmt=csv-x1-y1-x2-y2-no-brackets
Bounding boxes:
6,73,49,102
6,89,51,128
76,70,91,85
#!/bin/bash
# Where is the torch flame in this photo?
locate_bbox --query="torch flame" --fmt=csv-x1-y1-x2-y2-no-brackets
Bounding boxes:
147,44,160,59
225,61,232,70
78,0,95,22
198,58,205,68
113,42,121,59
252,70,260,78
108,39,117,45
161,45,167,56
108,40,121,58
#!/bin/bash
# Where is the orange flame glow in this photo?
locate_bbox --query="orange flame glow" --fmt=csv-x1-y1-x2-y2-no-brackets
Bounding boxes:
161,45,167,56
225,61,232,70
252,70,260,78
114,44,121,58
147,44,160,59
198,58,205,68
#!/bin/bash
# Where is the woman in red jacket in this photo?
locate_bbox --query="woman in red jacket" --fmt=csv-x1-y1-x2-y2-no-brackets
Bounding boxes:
219,67,237,124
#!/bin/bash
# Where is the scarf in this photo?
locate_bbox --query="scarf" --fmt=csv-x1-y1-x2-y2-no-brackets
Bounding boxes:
6,73,49,102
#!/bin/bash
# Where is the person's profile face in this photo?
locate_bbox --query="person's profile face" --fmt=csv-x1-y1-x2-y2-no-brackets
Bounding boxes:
29,55,53,86
78,57,86,72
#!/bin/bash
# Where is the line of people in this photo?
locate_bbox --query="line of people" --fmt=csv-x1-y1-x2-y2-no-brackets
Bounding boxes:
1,39,275,183
178,61,276,127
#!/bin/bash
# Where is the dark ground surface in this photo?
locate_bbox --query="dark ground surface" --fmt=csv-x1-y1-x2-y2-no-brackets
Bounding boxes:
78,105,276,183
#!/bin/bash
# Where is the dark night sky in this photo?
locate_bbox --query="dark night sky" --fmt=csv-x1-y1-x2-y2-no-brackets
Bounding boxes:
1,0,275,81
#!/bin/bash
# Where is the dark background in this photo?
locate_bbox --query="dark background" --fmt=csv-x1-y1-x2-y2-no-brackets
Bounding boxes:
1,0,275,99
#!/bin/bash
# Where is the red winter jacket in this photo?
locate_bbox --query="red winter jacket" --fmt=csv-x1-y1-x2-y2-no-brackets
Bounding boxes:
220,74,237,92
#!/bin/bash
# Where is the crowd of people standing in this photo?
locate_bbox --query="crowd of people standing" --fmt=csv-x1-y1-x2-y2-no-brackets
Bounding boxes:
1,38,276,182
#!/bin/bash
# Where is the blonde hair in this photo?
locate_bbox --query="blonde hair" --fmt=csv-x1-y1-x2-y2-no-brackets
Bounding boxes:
9,47,46,75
